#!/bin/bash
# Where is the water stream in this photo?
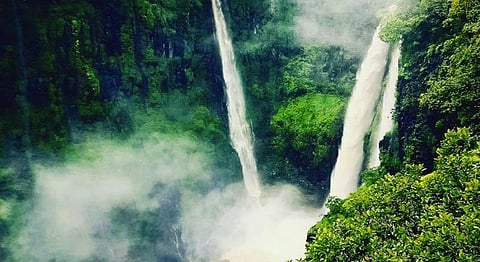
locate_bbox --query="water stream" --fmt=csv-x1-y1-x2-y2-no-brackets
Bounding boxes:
368,45,400,168
211,0,262,198
329,27,390,199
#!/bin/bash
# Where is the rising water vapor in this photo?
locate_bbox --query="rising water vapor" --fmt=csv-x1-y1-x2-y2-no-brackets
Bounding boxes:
181,183,319,261
14,134,212,261
12,130,318,261
295,0,397,53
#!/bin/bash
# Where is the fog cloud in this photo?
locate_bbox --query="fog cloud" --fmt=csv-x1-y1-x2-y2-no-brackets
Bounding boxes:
294,0,398,53
181,183,320,261
14,133,212,261
13,131,321,261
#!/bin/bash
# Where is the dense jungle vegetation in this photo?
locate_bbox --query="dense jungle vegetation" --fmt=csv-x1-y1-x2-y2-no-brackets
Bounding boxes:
304,0,480,260
0,0,478,260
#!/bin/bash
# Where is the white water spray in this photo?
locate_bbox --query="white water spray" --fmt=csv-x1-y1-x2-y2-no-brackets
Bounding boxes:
329,27,389,199
211,0,262,198
368,45,400,168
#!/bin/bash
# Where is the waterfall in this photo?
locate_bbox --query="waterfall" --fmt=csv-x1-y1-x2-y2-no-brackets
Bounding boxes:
211,0,262,198
368,45,400,168
329,27,389,199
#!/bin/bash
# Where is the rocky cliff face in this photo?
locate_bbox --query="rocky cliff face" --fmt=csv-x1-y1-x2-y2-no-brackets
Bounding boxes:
0,0,226,153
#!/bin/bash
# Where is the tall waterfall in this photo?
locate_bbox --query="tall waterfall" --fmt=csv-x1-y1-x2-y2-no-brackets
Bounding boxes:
329,27,389,199
211,0,262,198
368,45,400,168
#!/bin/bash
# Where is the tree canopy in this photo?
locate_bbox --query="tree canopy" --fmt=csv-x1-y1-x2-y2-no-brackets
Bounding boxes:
304,128,480,261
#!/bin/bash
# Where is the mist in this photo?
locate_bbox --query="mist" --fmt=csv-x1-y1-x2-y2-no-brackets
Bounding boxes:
294,0,399,53
14,133,213,261
12,130,321,261
181,183,320,261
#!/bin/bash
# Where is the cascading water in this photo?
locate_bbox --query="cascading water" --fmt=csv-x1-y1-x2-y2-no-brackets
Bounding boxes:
329,27,390,199
211,0,262,198
368,45,400,168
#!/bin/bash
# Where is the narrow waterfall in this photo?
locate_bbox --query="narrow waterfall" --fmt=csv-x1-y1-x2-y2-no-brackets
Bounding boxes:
211,0,262,198
368,45,400,168
329,27,389,199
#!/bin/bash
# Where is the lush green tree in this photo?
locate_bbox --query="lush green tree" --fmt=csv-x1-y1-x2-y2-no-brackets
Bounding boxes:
378,0,451,171
419,0,480,131
269,94,345,191
303,128,480,261
380,0,480,170
280,46,358,99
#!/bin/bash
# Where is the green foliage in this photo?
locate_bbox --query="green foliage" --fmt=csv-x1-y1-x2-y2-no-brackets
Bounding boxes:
381,0,480,171
420,0,480,130
281,46,358,98
0,0,215,152
233,0,302,127
270,94,345,187
304,129,480,261
379,2,425,43
228,0,358,195
379,130,403,175
385,0,453,170
0,1,229,259
272,94,344,160
327,4,480,259
361,166,388,186
227,0,271,41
